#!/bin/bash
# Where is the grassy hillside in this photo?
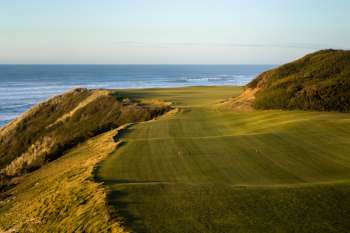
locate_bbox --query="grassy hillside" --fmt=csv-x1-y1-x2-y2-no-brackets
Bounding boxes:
97,87,350,233
2,86,350,232
0,128,128,232
247,49,350,111
0,88,170,179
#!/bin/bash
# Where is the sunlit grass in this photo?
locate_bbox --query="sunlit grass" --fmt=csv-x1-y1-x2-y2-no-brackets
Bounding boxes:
98,86,350,233
0,128,128,232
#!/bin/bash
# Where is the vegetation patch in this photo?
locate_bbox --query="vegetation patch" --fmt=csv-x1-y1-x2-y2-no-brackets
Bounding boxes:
247,49,350,111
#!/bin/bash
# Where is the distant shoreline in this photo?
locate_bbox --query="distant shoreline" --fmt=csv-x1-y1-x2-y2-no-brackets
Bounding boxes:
0,85,243,127
0,64,273,127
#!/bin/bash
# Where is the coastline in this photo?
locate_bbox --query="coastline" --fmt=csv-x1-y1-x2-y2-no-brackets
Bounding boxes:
0,85,244,128
0,64,273,127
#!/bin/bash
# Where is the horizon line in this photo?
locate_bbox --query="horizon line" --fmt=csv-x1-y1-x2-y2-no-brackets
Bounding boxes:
0,63,278,66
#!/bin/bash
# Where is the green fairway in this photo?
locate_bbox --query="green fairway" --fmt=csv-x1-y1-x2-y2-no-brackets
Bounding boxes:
97,86,350,233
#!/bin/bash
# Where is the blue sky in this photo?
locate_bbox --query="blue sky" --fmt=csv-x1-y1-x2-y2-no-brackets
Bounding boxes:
1,0,349,64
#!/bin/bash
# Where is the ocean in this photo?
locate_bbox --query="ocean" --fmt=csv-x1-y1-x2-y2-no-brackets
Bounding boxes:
0,64,274,126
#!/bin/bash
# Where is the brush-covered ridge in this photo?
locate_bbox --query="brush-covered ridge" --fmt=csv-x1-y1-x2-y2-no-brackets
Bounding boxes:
250,49,350,111
0,88,171,180
226,49,350,111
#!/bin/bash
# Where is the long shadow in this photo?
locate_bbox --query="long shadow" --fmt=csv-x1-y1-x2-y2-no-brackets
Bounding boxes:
102,178,163,186
100,178,160,233
106,188,147,233
94,170,149,231
93,128,150,233
110,90,173,103
113,128,134,142
105,178,169,233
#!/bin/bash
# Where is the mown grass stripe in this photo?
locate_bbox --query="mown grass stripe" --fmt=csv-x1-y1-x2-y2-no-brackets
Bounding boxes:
97,86,350,233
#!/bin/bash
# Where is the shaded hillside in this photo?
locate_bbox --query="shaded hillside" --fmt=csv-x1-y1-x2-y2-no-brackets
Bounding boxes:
226,49,350,111
0,88,171,178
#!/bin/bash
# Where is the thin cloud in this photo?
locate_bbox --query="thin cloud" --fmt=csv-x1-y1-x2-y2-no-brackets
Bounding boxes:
113,41,335,50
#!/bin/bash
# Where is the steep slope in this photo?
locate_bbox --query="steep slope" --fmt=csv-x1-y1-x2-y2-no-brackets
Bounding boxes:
225,49,350,111
0,88,171,179
0,127,128,233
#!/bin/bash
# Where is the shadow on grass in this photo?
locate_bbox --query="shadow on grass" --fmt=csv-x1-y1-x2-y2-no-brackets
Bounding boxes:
106,189,147,233
103,179,165,233
111,90,173,102
113,128,135,142
92,129,149,233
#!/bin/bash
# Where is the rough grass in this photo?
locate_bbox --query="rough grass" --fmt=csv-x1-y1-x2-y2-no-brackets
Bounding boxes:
0,88,91,169
247,49,350,111
0,128,128,233
97,86,350,233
